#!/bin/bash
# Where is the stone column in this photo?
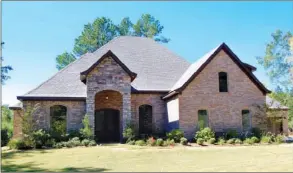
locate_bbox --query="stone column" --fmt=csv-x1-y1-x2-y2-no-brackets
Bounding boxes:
86,92,95,135
120,92,131,141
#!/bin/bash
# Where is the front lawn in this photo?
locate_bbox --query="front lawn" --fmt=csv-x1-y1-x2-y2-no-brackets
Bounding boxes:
2,144,293,172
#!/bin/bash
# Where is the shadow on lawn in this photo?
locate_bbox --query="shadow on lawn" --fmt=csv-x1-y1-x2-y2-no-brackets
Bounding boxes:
2,162,109,172
2,149,50,160
60,167,109,172
1,161,49,172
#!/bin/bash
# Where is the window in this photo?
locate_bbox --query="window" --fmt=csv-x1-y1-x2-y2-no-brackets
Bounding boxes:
50,105,67,135
242,110,251,132
198,110,208,129
219,72,228,92
139,105,152,134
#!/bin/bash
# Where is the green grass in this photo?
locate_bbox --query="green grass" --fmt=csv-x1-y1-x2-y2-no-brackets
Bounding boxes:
2,144,293,172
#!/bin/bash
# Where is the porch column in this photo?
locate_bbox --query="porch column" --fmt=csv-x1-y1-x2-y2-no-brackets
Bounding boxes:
120,92,131,141
86,93,95,134
283,110,289,135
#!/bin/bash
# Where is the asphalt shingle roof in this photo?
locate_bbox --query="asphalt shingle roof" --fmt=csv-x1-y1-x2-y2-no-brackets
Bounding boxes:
20,36,190,98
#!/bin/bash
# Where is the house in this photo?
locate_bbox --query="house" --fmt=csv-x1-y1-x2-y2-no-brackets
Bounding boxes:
10,36,289,142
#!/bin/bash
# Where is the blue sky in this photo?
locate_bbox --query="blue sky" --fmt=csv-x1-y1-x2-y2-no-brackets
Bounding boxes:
2,1,293,105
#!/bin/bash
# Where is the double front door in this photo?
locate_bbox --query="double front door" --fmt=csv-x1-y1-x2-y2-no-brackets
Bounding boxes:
95,109,120,142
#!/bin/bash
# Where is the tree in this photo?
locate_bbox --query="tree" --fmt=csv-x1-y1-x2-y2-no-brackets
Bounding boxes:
133,14,170,43
257,30,293,130
118,17,133,36
56,14,169,70
73,17,118,57
56,52,76,70
1,42,13,84
256,30,292,90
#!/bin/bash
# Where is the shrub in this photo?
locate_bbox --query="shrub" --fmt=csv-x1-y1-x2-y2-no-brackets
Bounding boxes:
70,137,81,146
208,138,216,144
244,138,253,145
274,134,284,144
250,136,259,143
180,137,188,145
88,140,96,146
218,138,226,145
123,123,135,143
127,140,136,145
8,139,26,149
44,138,55,148
195,127,215,142
156,138,164,146
53,142,64,149
80,115,93,140
163,140,168,147
1,129,12,146
135,140,146,146
33,129,51,149
196,138,204,145
67,130,83,140
234,138,242,144
227,138,236,144
147,137,156,146
166,129,184,143
81,139,90,146
251,127,262,138
225,129,239,139
166,139,175,146
260,136,272,144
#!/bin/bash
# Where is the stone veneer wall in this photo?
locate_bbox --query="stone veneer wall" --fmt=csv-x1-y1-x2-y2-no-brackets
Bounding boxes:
179,50,266,139
131,93,167,135
86,56,131,139
23,100,85,130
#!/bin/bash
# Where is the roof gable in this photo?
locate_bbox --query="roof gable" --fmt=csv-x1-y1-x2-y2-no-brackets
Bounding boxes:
164,43,270,99
80,50,137,83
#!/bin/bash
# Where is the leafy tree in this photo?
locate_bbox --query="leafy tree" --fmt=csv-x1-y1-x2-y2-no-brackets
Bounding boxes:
56,52,76,70
1,42,13,84
56,14,169,70
257,30,293,129
118,17,133,36
133,14,170,43
257,30,292,90
73,17,118,57
1,105,13,146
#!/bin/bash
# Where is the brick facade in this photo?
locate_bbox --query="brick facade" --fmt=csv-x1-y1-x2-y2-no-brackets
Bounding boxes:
131,93,167,135
178,50,266,139
12,51,283,141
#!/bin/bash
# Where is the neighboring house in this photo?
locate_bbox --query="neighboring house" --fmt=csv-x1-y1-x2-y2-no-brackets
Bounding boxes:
10,36,289,141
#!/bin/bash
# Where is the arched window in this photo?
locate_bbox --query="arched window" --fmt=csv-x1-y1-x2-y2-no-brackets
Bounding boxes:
139,105,153,134
50,105,67,135
219,72,228,92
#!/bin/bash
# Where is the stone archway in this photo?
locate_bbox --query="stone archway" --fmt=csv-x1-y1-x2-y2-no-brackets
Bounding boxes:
94,90,122,142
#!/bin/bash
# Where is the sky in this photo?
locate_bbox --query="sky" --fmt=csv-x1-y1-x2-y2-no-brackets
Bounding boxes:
2,1,293,106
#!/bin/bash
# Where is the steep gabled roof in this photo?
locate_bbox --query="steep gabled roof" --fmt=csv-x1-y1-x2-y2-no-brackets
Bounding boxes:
80,50,137,83
18,36,190,100
163,43,271,100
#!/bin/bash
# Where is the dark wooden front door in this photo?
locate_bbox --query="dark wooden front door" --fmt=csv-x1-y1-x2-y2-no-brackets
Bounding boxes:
95,109,120,142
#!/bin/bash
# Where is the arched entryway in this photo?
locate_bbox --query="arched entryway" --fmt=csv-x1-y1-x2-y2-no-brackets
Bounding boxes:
95,90,122,142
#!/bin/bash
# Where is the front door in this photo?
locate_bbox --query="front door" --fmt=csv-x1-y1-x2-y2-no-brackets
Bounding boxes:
95,109,120,142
